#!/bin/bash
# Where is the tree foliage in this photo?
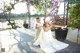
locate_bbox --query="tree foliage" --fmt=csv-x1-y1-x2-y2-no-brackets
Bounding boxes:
33,0,52,14
69,4,80,28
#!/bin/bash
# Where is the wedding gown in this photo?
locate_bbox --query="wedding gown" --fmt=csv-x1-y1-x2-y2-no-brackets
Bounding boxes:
34,28,69,53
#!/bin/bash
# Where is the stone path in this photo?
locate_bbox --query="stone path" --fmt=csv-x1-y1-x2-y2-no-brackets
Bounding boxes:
0,27,44,53
0,27,80,53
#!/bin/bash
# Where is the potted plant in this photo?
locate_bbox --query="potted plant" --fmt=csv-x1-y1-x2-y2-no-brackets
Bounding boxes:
52,15,68,41
55,28,68,41
68,3,80,43
23,20,28,28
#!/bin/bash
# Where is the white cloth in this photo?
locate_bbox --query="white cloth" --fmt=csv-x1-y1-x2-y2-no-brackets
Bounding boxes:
34,28,69,53
36,22,43,28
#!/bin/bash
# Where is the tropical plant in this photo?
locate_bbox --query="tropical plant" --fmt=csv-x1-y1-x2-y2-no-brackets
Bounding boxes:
69,3,80,43
69,4,80,29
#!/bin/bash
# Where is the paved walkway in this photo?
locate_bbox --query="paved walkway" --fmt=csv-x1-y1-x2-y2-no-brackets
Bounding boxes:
0,27,44,53
0,27,80,53
66,28,80,44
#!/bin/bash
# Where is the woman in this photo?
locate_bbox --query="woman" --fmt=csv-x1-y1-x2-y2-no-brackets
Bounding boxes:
34,18,69,53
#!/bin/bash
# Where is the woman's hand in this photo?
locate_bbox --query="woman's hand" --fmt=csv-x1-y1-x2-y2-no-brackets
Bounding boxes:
61,26,67,29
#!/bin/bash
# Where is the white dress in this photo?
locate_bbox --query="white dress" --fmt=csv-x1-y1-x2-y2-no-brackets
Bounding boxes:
34,28,69,53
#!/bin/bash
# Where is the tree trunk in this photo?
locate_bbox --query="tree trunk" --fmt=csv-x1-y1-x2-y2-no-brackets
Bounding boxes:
77,29,80,43
6,12,15,29
27,0,31,28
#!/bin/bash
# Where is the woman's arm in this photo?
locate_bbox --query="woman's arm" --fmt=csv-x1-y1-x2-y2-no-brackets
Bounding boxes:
51,24,65,29
47,21,65,29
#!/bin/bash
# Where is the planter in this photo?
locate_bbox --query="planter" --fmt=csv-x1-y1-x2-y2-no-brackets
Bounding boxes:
51,28,55,31
55,28,68,41
23,24,28,28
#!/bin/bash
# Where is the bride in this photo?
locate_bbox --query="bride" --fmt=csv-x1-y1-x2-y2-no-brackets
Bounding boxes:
33,18,69,53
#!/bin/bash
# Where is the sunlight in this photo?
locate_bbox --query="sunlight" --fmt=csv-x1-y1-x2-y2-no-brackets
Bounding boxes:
58,2,64,14
0,0,64,15
11,2,27,14
11,2,36,15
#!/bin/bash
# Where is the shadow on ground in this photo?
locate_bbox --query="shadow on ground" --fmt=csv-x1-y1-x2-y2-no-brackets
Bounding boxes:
56,40,80,53
9,28,37,53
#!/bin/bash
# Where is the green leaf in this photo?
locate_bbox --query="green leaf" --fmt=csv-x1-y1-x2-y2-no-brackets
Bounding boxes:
69,4,80,28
